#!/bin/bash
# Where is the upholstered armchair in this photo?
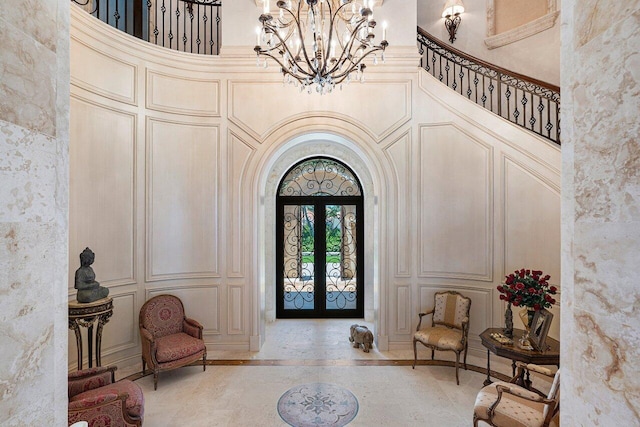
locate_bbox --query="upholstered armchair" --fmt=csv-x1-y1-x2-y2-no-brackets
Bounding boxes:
473,362,560,427
68,366,144,427
412,290,471,385
139,294,207,390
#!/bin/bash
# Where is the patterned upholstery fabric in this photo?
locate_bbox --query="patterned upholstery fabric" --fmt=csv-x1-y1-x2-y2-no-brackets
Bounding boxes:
414,325,464,351
70,380,145,418
68,367,144,427
156,332,206,363
413,291,471,385
432,292,470,328
139,294,206,389
474,381,558,427
140,296,185,338
69,370,112,398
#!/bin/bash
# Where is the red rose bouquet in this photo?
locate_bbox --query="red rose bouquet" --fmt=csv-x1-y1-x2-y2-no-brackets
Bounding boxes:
497,269,557,310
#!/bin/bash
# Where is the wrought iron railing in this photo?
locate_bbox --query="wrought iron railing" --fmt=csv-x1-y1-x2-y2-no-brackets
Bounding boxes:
72,0,221,55
417,27,560,145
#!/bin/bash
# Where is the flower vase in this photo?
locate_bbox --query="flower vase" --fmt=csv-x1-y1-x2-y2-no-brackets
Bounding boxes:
518,308,536,350
503,303,513,338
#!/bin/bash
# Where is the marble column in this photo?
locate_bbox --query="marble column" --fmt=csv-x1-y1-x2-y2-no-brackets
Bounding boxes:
0,0,70,425
561,1,640,424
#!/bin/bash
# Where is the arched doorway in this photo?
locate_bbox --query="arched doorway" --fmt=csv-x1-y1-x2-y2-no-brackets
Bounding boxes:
276,157,364,318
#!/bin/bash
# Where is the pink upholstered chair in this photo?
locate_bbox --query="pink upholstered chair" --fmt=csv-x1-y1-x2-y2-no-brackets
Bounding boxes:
473,362,560,427
139,294,207,390
68,366,144,427
412,290,471,385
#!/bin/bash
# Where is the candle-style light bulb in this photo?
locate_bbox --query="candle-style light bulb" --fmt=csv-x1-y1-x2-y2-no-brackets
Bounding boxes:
256,26,261,45
264,0,269,14
382,20,387,40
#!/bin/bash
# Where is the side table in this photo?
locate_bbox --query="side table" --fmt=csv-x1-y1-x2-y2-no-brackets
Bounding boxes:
69,297,114,370
479,327,559,389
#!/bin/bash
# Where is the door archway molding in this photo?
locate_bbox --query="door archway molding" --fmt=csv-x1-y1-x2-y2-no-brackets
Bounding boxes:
253,131,388,350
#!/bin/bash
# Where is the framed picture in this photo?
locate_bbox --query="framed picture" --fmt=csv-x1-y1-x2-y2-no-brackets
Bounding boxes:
530,309,553,351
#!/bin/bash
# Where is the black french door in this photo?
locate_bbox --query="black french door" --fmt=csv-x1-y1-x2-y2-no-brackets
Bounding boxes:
276,197,364,318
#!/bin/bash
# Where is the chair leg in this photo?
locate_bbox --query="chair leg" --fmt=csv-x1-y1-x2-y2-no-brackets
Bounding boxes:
464,342,469,370
431,349,434,360
141,358,146,374
153,371,158,390
455,352,460,385
473,414,480,427
412,339,417,369
203,352,207,372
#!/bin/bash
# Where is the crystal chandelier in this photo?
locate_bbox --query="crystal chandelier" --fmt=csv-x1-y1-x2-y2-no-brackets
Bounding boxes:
254,0,389,94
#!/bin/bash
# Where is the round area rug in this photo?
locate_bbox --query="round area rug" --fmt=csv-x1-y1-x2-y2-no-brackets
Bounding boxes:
277,383,359,427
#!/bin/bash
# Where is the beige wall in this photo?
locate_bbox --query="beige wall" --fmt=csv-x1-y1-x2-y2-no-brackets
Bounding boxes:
418,0,561,86
0,0,69,425
68,4,560,369
561,0,640,424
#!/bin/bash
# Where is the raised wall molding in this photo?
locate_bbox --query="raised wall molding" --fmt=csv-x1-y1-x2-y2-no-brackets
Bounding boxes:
145,117,220,281
501,154,560,282
99,291,138,356
395,285,412,334
69,95,137,289
146,285,221,335
227,79,411,143
418,124,493,282
228,285,244,335
146,69,221,117
383,131,412,277
70,37,138,105
485,0,559,49
227,132,257,278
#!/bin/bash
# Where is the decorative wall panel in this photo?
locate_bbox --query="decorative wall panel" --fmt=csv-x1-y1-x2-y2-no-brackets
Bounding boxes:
228,285,244,335
384,132,412,277
101,292,137,355
147,118,220,280
227,132,256,278
419,124,493,281
146,69,220,117
147,286,220,334
69,96,136,288
503,156,560,282
70,38,137,105
396,285,411,334
228,80,411,142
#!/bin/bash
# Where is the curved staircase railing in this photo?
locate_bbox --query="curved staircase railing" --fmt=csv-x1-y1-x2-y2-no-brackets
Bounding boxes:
417,27,560,145
72,0,221,55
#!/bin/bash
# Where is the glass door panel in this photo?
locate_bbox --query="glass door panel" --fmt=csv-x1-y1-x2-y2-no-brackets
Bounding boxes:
283,205,315,310
325,205,358,311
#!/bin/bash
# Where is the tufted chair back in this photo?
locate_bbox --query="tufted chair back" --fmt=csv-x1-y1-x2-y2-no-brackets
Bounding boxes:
432,291,471,329
139,294,185,338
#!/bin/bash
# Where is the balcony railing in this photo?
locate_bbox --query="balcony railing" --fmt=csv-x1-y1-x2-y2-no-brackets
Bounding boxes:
72,0,221,55
417,27,560,145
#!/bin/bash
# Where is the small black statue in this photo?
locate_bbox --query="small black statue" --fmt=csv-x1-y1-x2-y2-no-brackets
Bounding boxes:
504,302,514,338
74,247,109,303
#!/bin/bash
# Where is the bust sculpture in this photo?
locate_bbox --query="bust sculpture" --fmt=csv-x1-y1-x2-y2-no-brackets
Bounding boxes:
74,247,109,303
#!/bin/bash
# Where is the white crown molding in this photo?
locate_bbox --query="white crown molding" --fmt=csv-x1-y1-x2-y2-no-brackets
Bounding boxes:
484,11,560,50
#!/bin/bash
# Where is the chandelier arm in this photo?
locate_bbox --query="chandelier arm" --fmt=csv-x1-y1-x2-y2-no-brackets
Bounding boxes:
293,1,317,76
331,45,384,80
325,18,367,76
259,50,306,82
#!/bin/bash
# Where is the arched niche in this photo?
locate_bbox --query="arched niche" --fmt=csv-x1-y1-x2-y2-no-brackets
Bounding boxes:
255,132,384,349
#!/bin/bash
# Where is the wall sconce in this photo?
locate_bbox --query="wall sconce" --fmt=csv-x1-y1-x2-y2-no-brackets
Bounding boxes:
442,0,464,43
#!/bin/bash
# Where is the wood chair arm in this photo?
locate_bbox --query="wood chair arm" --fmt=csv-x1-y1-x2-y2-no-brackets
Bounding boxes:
488,384,555,422
416,309,435,330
